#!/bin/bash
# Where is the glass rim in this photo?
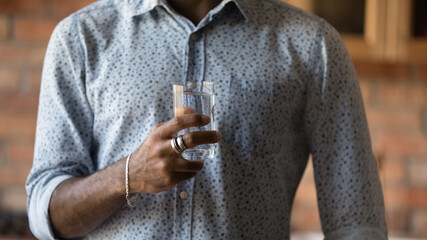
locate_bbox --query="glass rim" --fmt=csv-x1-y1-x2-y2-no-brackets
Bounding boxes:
172,81,214,87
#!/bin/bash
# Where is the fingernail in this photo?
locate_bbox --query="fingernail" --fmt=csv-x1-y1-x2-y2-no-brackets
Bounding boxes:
216,132,222,141
201,115,210,123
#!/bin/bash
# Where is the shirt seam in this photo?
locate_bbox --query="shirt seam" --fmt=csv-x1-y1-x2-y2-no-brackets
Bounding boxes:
305,18,326,153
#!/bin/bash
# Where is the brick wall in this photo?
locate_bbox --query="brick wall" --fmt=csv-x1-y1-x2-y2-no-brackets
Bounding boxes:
0,0,426,238
0,0,96,237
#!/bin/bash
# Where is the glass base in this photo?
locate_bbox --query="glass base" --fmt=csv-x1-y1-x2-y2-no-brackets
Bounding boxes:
182,148,214,161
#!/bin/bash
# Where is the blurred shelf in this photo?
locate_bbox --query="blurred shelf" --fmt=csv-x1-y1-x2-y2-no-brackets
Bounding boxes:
282,0,427,63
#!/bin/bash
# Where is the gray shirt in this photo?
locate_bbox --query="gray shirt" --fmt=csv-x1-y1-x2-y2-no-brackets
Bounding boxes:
26,0,387,239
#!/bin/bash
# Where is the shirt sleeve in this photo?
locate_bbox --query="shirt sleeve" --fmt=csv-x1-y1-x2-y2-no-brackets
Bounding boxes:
304,20,388,239
25,14,94,240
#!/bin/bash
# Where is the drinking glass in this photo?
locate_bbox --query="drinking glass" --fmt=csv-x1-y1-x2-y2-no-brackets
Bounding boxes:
173,81,215,160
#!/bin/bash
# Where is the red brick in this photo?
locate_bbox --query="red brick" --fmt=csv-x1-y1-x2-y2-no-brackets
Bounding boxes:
354,61,410,80
382,132,427,156
293,162,317,207
408,160,427,187
384,187,408,209
294,181,317,206
27,69,42,94
365,108,421,132
300,158,314,184
411,210,427,238
382,160,406,185
0,16,8,40
378,81,427,107
372,142,386,173
0,163,31,186
52,0,96,15
415,64,427,81
359,80,372,104
290,204,321,232
0,140,3,153
0,67,20,92
386,208,409,233
292,160,319,232
0,0,46,14
0,94,39,114
0,43,46,67
0,186,27,212
6,141,34,165
0,113,37,140
423,109,427,134
15,17,59,43
405,189,427,208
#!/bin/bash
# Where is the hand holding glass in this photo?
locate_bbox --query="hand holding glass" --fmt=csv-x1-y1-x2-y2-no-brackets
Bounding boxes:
173,82,215,160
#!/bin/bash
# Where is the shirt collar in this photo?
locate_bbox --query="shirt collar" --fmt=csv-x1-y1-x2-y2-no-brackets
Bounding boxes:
123,0,250,21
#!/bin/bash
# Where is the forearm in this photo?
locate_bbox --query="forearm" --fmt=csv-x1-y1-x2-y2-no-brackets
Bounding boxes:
47,114,218,238
49,157,127,238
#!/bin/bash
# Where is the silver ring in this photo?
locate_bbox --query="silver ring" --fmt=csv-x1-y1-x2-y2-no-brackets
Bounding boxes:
171,135,187,154
171,137,181,154
176,135,188,152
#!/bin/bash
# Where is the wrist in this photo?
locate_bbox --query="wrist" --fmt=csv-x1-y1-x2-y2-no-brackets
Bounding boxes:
125,153,134,207
110,158,127,198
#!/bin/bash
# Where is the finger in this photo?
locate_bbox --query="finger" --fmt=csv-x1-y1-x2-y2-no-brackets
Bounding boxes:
182,131,221,148
174,107,196,116
159,114,210,138
153,122,164,130
171,158,203,172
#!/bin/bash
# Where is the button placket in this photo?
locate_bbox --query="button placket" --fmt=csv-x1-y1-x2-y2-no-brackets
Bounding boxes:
175,29,205,240
180,191,189,199
190,33,199,41
174,179,195,240
185,31,205,85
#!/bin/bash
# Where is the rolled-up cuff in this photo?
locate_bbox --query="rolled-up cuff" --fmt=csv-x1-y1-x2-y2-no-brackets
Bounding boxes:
28,174,74,240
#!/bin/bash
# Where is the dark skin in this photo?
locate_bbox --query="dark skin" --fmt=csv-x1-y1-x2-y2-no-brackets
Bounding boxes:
168,0,222,25
48,1,222,238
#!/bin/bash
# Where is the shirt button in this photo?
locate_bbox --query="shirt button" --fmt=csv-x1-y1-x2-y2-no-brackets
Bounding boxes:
190,34,199,41
179,191,188,199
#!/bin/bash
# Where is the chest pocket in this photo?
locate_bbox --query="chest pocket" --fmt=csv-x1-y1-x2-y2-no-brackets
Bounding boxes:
223,75,274,158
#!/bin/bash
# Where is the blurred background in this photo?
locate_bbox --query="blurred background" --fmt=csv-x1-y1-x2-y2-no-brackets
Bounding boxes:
0,0,426,239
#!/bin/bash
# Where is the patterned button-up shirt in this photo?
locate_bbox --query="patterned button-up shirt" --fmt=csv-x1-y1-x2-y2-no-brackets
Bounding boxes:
26,0,387,239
